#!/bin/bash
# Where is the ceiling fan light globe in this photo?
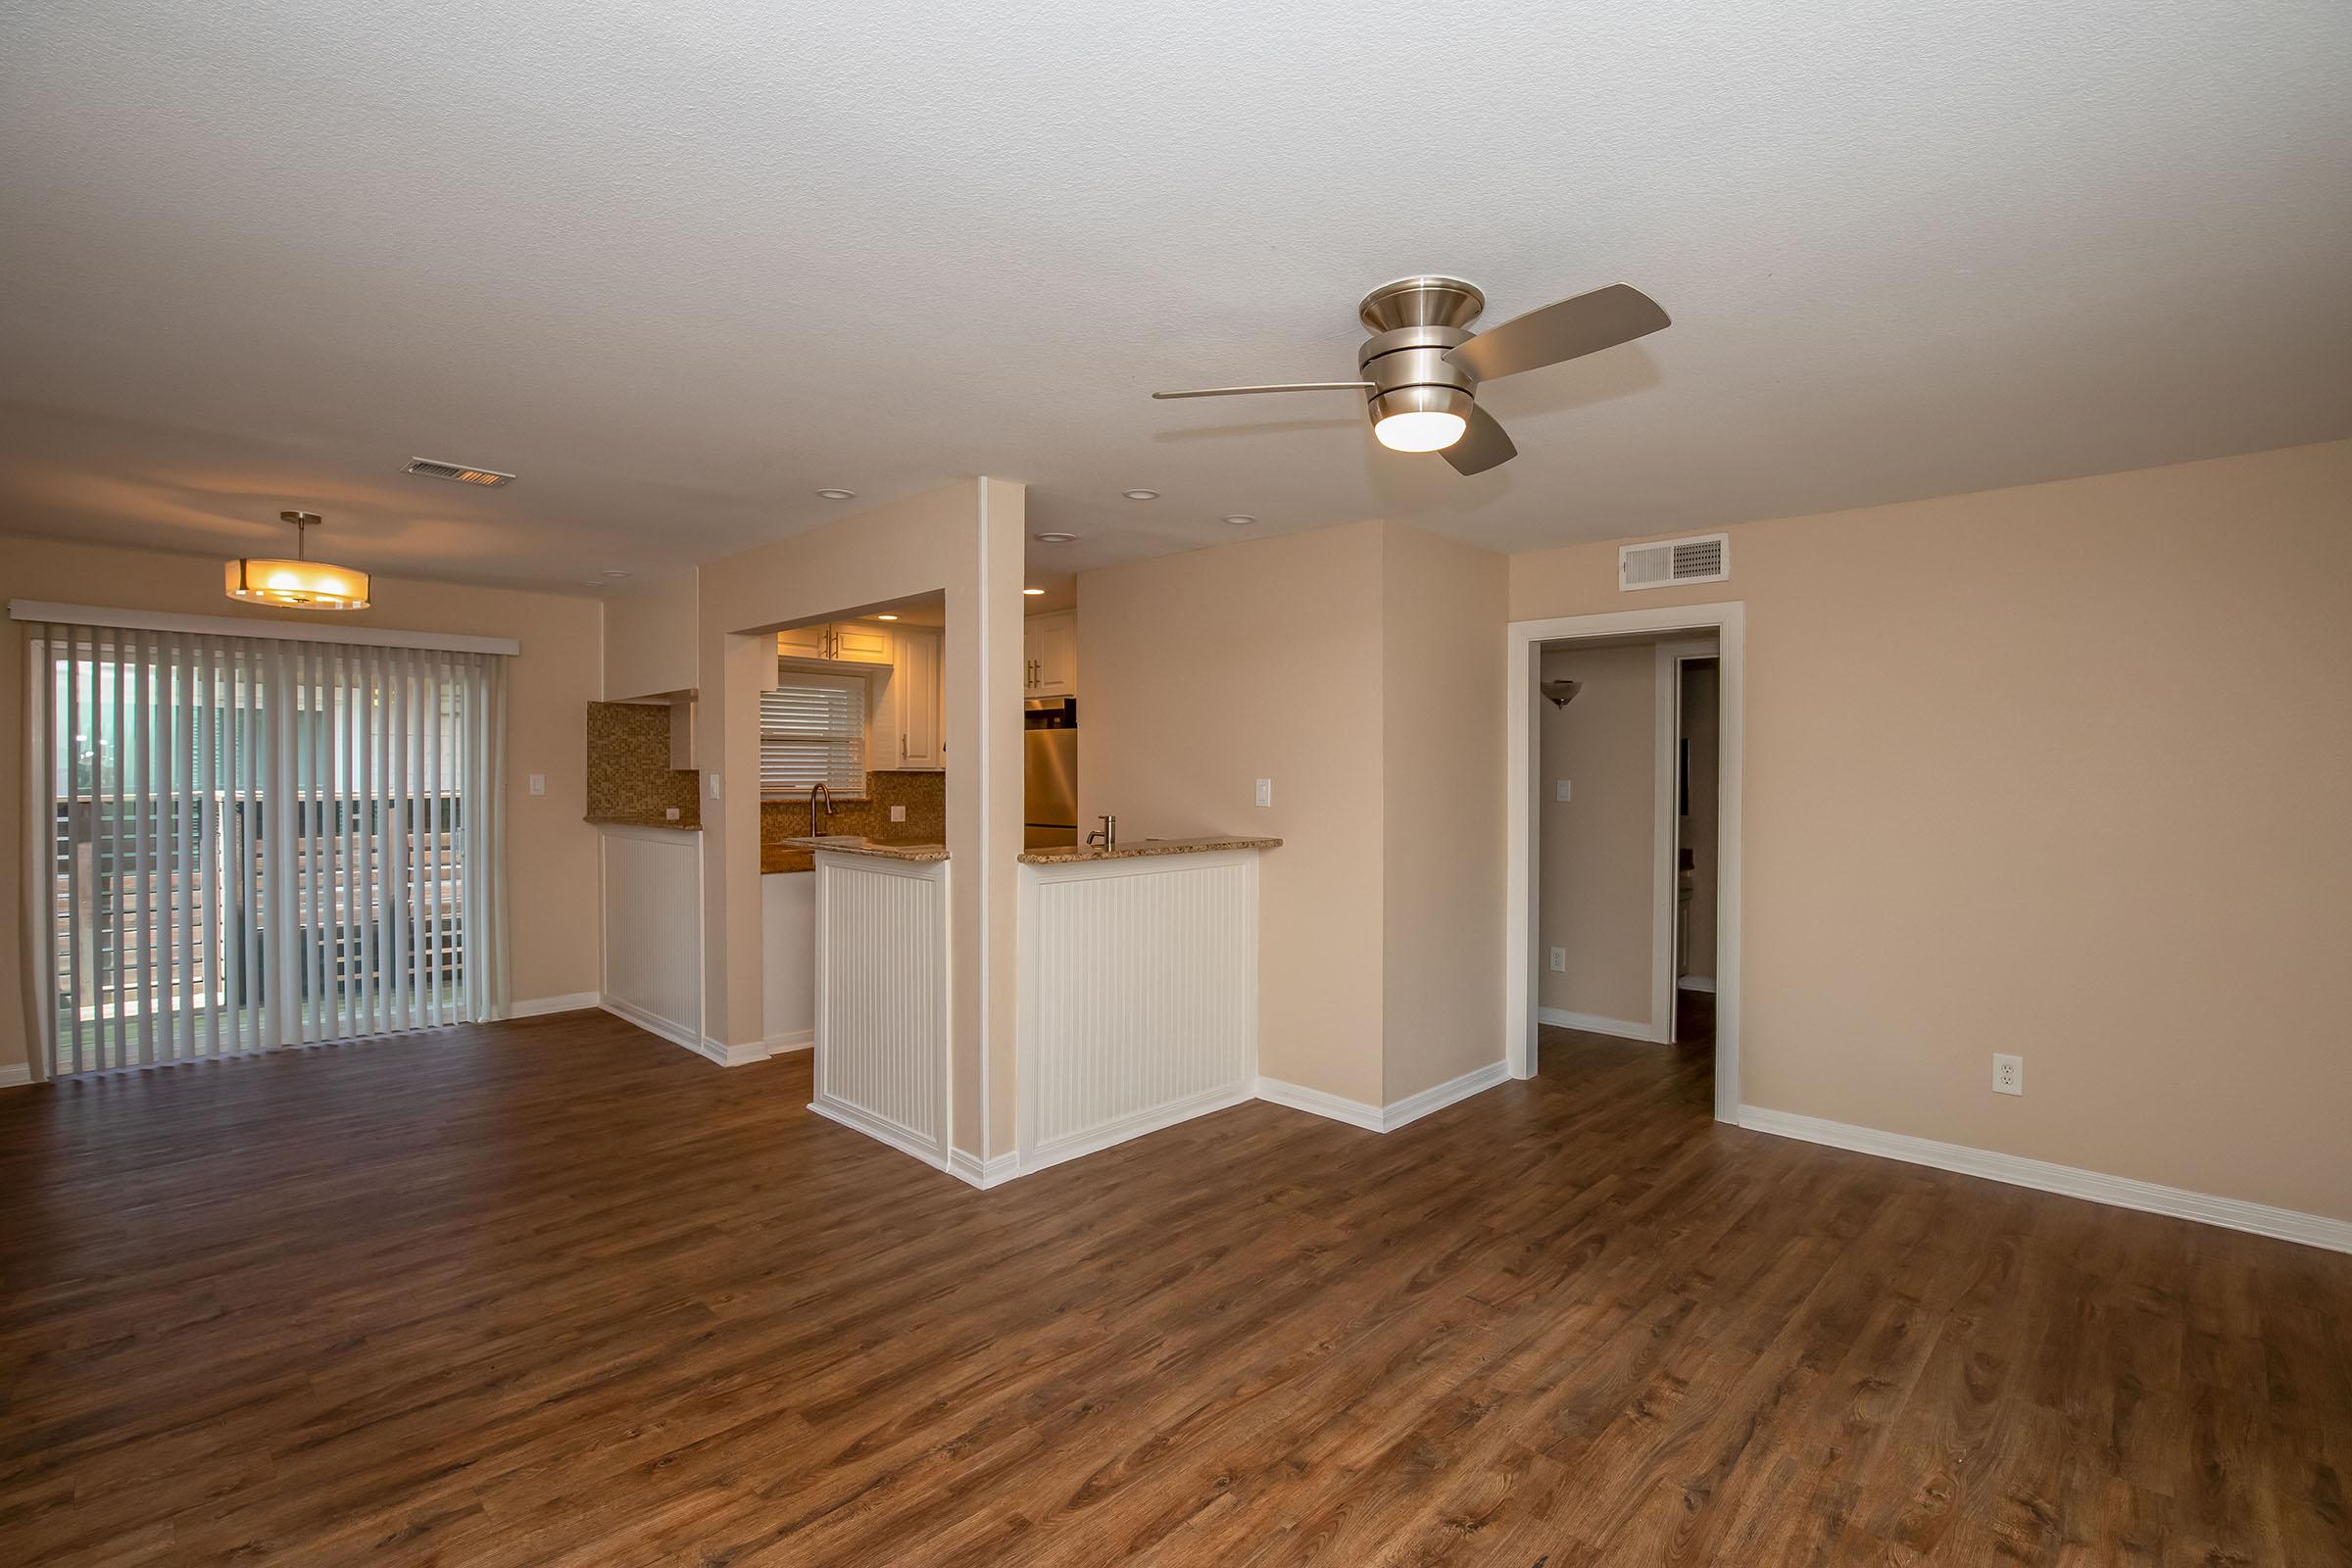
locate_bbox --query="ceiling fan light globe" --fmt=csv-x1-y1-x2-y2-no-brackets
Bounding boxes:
1367,384,1473,453
1374,410,1468,452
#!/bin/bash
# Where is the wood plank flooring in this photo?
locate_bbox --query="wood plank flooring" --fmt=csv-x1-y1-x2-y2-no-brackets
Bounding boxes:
2,1011,2345,1565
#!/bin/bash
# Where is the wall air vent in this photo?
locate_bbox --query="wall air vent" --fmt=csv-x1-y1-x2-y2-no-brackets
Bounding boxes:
405,458,515,487
1618,532,1729,591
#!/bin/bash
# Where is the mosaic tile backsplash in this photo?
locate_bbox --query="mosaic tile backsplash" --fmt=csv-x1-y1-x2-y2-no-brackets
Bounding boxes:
586,702,701,825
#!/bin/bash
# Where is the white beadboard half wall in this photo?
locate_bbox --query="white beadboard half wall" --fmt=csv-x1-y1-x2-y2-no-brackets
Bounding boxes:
1016,849,1262,1173
596,824,711,1059
808,853,953,1171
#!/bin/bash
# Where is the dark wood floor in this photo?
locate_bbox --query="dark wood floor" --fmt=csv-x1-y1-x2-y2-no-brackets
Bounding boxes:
2,1014,2345,1566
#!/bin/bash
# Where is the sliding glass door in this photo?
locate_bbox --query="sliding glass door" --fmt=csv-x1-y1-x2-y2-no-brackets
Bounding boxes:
26,621,508,1076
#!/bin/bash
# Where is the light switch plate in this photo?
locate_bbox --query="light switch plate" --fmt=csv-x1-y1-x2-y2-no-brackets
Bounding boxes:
1254,777,1273,808
1555,779,1572,802
528,772,545,796
708,773,720,798
890,805,906,822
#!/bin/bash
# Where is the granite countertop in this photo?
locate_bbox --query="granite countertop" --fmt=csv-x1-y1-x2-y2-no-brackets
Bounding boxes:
1018,835,1282,865
586,814,701,832
777,835,950,863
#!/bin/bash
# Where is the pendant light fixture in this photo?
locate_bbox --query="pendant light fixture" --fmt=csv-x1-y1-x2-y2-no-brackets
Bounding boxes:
224,512,371,610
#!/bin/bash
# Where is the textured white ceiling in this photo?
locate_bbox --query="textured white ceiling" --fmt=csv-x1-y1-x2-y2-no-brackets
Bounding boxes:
3,0,2347,594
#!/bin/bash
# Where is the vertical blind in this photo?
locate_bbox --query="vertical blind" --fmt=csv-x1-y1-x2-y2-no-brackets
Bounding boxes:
760,670,867,796
21,621,509,1077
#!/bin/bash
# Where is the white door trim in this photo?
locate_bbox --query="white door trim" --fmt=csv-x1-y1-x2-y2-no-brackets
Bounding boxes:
1507,601,1743,1123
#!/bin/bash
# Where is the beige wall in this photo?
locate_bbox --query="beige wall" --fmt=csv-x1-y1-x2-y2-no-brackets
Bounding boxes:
695,479,1025,1159
603,569,698,701
1079,522,1390,1103
1079,519,1506,1107
1379,525,1508,1101
0,534,604,1071
1537,645,1657,1026
1511,439,2352,1221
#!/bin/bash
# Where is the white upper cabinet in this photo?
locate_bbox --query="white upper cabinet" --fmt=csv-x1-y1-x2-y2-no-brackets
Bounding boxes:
776,622,896,664
1024,611,1077,698
885,624,944,769
775,624,831,660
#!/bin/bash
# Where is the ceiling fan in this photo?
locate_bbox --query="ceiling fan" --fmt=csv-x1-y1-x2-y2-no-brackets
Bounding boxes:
1152,276,1669,475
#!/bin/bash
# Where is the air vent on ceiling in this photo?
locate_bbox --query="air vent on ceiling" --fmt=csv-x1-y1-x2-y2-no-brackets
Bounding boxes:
1619,532,1729,591
405,457,515,487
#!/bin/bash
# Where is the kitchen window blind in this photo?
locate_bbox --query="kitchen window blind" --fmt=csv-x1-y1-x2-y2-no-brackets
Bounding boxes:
759,670,866,797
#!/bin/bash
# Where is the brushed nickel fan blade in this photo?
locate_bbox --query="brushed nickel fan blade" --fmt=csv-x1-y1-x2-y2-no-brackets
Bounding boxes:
1152,381,1374,399
1443,404,1517,475
1445,283,1668,382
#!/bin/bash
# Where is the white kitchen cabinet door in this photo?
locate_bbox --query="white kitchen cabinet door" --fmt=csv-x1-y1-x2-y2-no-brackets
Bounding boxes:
775,624,830,660
830,622,896,665
1026,611,1077,697
890,625,944,768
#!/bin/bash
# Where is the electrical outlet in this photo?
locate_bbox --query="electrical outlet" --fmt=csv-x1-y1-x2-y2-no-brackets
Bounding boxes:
1254,777,1273,808
1555,779,1572,802
1992,1054,2024,1096
1548,947,1567,973
890,805,906,822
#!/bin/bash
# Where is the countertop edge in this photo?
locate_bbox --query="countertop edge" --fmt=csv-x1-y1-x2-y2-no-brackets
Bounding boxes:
586,815,702,833
1017,836,1283,865
778,837,950,863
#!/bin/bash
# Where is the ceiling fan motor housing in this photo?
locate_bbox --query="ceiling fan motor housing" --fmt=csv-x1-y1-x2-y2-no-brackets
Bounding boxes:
1357,321,1479,428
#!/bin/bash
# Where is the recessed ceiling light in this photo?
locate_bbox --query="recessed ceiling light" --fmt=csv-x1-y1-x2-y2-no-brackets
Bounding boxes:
815,488,856,501
601,568,632,578
1022,586,1047,596
1032,531,1079,543
1222,514,1258,526
875,613,899,620
1122,489,1159,501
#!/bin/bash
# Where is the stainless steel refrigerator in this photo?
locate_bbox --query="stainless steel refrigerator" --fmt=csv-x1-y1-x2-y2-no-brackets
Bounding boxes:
1023,698,1078,850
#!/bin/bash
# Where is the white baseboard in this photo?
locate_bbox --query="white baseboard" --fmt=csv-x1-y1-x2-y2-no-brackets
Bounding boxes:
947,1147,1023,1190
599,995,701,1054
1025,1082,1258,1174
1537,1006,1662,1042
510,991,600,1018
1676,976,1716,994
698,1035,771,1068
0,1062,32,1089
1255,1062,1511,1135
1380,1060,1512,1131
1254,1075,1384,1131
1739,1105,2352,1256
808,1095,950,1173
763,1028,814,1054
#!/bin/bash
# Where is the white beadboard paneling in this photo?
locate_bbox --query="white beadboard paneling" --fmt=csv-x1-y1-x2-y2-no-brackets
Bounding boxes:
811,856,950,1164
599,828,703,1054
1019,851,1259,1167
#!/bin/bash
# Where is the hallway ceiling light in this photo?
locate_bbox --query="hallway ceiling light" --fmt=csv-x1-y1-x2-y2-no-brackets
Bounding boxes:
1022,586,1047,596
224,513,370,610
1032,531,1079,543
875,613,899,620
